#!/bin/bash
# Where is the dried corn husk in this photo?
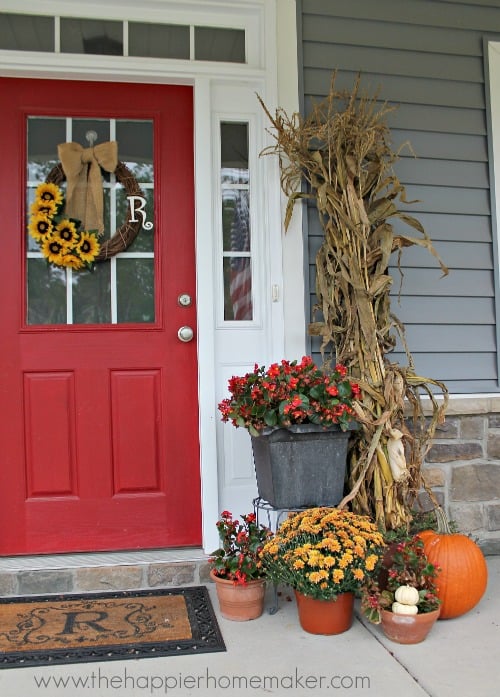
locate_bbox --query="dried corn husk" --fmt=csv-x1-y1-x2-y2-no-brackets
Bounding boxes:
259,73,448,530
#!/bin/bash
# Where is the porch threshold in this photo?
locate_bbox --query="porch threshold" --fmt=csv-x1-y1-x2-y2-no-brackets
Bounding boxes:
0,548,210,598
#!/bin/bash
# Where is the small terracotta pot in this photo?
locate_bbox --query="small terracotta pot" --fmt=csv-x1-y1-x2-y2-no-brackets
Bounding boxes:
294,590,354,635
210,570,266,621
380,607,440,644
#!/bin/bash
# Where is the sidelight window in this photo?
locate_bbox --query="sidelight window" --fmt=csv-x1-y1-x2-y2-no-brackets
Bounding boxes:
221,122,253,322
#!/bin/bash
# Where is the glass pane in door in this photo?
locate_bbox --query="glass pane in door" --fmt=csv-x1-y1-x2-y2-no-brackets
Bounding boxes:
26,116,155,326
26,260,66,325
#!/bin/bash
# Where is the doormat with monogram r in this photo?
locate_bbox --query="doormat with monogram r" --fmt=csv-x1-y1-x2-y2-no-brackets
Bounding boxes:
0,586,225,668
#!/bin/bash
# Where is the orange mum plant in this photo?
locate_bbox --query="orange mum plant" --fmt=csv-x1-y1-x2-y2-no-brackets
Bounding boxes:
259,507,385,600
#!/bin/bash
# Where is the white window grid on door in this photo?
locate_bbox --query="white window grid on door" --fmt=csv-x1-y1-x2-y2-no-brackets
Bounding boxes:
26,116,154,325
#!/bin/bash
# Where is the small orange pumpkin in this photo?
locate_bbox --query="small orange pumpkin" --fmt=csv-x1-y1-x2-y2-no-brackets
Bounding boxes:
418,508,488,620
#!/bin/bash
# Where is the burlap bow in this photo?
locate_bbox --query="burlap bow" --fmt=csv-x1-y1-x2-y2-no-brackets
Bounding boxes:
58,141,118,235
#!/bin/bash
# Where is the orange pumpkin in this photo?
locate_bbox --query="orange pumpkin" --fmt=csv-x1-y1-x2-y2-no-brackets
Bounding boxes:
419,509,488,620
415,529,436,545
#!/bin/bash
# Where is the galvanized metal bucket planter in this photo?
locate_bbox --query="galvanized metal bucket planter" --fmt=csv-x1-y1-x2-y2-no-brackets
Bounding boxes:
250,423,357,509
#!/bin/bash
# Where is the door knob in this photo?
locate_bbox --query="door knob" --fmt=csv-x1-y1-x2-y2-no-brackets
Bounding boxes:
177,326,194,342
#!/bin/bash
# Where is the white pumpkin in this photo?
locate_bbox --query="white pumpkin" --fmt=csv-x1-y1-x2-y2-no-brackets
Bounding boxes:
394,585,420,606
392,601,418,615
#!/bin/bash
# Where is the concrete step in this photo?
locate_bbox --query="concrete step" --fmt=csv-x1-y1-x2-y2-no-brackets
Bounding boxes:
0,548,210,597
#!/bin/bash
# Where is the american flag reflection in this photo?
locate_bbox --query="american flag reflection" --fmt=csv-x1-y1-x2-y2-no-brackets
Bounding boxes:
229,194,252,320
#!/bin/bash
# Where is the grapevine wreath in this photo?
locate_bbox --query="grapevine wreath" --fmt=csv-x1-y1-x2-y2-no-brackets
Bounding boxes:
28,141,145,270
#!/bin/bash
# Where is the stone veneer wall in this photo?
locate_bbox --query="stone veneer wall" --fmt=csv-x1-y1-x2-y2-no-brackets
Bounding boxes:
419,398,500,555
0,560,212,598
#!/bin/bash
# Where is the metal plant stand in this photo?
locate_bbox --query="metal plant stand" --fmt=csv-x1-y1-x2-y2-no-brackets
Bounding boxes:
253,497,310,614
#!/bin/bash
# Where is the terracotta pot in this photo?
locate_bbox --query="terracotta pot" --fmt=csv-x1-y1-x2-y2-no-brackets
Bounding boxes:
294,590,354,635
210,570,266,621
380,607,440,644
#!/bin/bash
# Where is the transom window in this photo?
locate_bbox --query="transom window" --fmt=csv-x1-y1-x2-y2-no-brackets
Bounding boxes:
0,13,246,63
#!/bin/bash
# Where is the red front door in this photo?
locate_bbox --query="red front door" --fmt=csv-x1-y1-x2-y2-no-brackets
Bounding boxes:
0,78,201,554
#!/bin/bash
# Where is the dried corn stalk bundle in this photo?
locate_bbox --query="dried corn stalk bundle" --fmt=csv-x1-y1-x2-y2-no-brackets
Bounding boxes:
259,74,449,531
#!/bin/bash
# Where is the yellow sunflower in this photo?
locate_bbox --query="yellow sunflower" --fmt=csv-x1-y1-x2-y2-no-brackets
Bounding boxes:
29,213,53,242
61,252,84,270
76,232,100,263
41,236,65,265
30,199,57,218
35,182,63,207
55,220,78,246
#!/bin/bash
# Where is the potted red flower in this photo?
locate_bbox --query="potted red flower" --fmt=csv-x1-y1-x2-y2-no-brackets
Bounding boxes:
218,355,360,435
218,356,361,508
209,511,271,621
